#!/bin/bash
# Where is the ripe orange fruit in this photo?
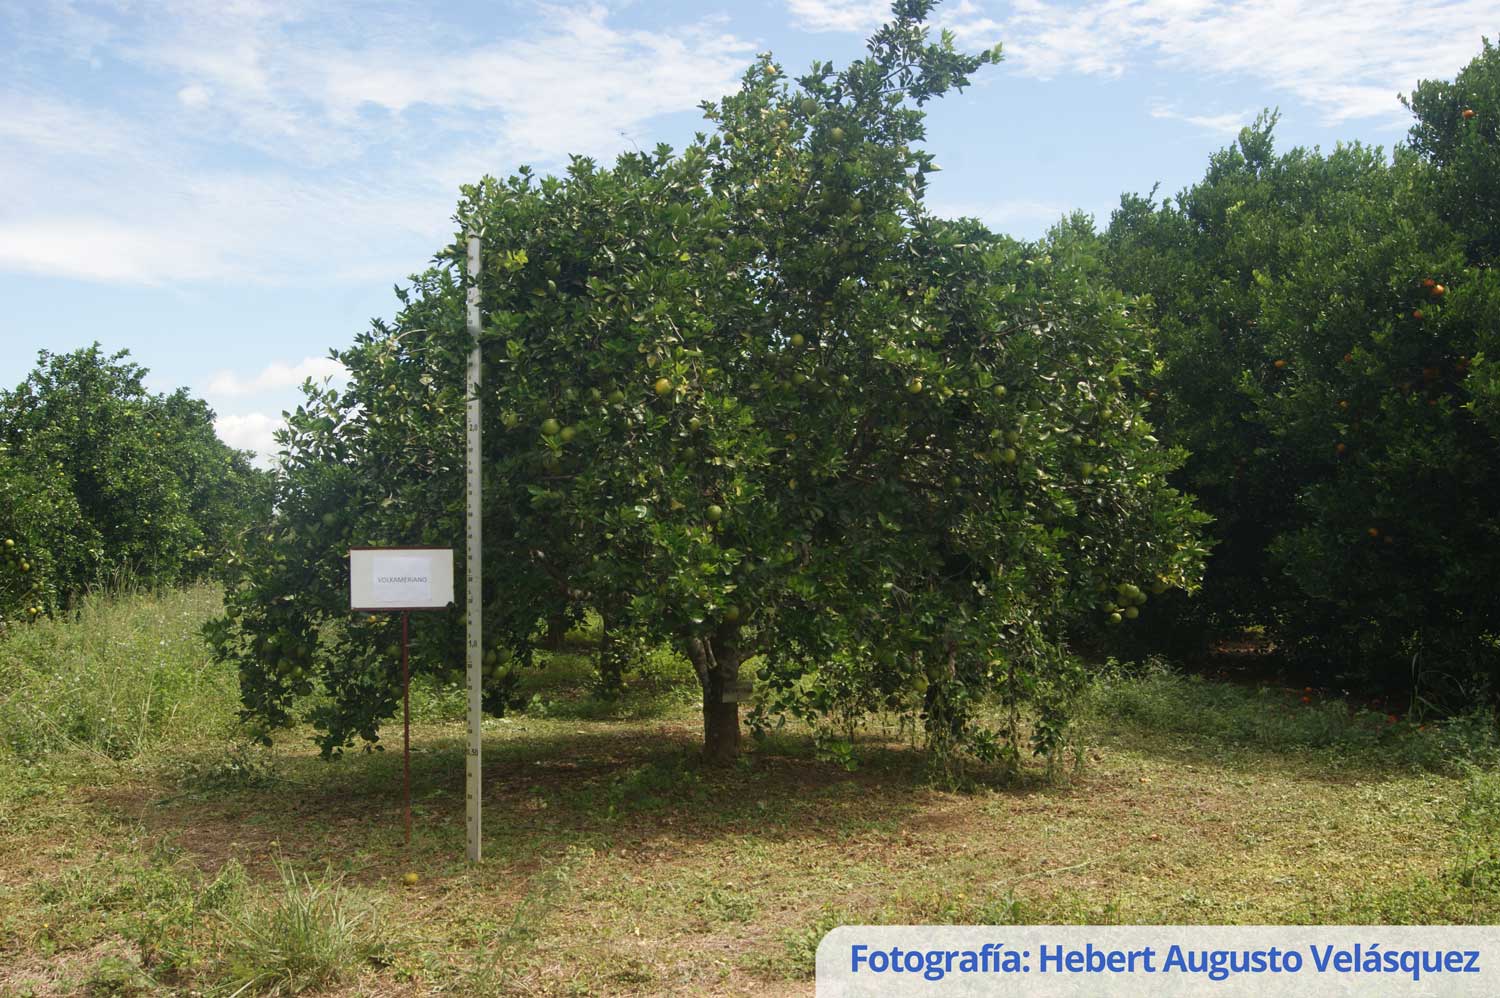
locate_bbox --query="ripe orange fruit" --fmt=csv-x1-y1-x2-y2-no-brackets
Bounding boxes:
1335,443,1346,455
1273,359,1287,369
1301,695,1311,704
1338,400,1349,409
1412,309,1423,320
1462,108,1475,119
1343,352,1353,363
1432,284,1446,296
1423,278,1436,288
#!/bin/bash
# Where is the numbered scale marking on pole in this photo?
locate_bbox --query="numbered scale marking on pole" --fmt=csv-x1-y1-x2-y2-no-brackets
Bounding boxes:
465,233,483,863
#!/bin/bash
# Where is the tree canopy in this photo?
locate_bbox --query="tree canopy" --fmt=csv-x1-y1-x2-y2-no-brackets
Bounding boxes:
211,0,1206,762
0,345,270,627
1103,41,1500,700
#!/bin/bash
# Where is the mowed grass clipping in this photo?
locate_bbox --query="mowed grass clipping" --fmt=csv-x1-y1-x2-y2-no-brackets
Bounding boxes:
0,587,1497,996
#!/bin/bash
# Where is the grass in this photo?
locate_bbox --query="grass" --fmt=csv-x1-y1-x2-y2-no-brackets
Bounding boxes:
0,587,1497,995
0,582,237,760
217,858,379,997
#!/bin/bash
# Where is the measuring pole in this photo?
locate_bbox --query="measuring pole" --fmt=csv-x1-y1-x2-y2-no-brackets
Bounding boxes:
464,234,483,863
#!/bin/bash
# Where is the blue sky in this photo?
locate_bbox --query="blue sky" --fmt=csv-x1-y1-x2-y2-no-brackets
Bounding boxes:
2,0,1493,462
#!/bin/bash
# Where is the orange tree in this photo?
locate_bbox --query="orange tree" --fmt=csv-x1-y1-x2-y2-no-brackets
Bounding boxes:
210,1,1205,762
0,345,270,630
1105,59,1500,701
1404,40,1500,265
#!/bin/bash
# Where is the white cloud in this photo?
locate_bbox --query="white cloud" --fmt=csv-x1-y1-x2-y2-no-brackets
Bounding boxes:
786,0,890,33
787,0,1493,126
0,220,216,284
206,356,348,398
1149,100,1255,136
0,3,757,287
214,411,284,463
998,0,1494,125
311,7,756,164
176,83,212,107
0,92,134,157
928,195,1072,230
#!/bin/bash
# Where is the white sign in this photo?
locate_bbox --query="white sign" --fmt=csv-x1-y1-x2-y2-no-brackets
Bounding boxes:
350,547,455,610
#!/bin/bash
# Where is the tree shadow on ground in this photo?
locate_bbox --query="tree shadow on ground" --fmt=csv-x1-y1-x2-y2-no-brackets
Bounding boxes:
97,721,1053,888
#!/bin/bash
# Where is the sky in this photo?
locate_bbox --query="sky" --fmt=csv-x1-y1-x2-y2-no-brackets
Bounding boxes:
2,0,1494,464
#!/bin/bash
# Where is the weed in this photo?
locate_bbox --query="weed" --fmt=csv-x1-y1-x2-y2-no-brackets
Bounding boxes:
1452,767,1500,895
82,953,156,997
778,907,854,979
171,742,282,796
701,885,758,924
1083,657,1500,772
602,755,704,818
215,859,377,996
0,584,235,760
462,845,593,995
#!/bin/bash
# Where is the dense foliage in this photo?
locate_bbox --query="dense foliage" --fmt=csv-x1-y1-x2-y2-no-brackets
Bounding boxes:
1102,43,1500,704
210,1,1206,761
0,346,270,628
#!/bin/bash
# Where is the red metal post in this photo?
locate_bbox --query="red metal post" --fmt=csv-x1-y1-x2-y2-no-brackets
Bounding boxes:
402,609,411,847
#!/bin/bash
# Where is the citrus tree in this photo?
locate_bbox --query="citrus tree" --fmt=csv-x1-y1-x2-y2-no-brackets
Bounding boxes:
1105,67,1500,701
1404,39,1500,265
0,345,270,628
211,0,1206,762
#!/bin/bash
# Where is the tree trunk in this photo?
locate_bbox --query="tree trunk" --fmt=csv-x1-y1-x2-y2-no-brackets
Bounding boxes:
688,632,742,763
594,611,626,699
543,611,569,650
